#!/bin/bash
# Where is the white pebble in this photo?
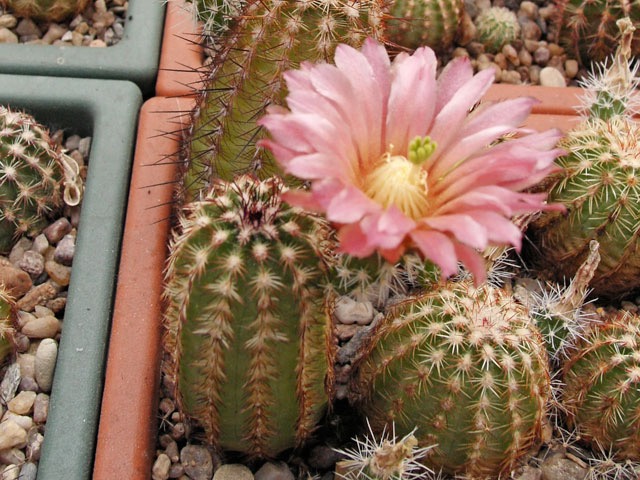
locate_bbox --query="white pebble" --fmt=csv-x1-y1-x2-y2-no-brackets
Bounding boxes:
539,66,566,87
34,339,58,393
334,297,375,325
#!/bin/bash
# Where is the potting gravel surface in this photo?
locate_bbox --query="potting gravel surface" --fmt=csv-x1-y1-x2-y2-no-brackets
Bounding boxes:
0,130,88,480
0,0,126,47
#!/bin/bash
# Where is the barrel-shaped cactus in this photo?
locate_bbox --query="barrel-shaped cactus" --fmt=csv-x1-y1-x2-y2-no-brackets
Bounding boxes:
163,175,337,458
474,6,521,53
1,0,89,21
0,106,82,254
350,281,550,478
179,0,386,204
384,0,464,52
562,311,640,460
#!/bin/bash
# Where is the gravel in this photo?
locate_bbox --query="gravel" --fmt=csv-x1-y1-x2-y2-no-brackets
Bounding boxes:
0,130,90,477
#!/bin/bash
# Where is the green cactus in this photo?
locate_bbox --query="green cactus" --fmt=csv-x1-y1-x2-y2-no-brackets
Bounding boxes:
562,311,640,460
189,0,245,37
473,6,521,53
384,0,464,52
162,175,337,458
1,0,89,21
0,288,16,365
178,0,386,204
0,106,82,254
526,22,640,301
349,280,550,478
555,0,640,65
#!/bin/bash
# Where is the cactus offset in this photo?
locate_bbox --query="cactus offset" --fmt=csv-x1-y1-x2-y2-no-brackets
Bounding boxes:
163,175,336,458
1,0,89,21
384,0,464,52
474,6,521,53
350,280,550,478
179,0,386,203
562,311,640,460
0,106,82,254
555,0,640,65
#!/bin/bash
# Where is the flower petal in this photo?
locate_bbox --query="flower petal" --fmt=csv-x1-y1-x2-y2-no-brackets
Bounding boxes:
421,214,488,250
410,229,459,278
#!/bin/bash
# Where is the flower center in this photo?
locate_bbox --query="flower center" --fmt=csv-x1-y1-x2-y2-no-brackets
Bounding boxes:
364,136,436,220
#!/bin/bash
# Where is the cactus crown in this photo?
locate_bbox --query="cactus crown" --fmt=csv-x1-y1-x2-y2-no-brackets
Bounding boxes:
2,0,89,21
163,175,336,458
474,6,521,53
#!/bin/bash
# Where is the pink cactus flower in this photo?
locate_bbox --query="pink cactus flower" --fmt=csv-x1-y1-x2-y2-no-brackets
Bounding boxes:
258,38,564,283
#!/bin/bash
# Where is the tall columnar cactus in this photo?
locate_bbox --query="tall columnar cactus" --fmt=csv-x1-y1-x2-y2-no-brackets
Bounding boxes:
474,6,521,53
526,20,640,300
0,106,82,254
179,0,386,204
162,175,337,458
384,0,464,52
562,311,640,460
350,281,550,478
554,0,640,65
1,0,89,21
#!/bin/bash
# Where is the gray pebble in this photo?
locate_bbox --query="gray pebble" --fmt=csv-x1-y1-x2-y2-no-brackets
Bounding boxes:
541,454,587,480
254,462,294,480
168,463,185,479
30,235,49,255
43,218,72,244
64,135,82,151
18,251,45,279
18,462,37,480
14,19,40,37
53,234,75,266
181,445,213,480
213,464,254,480
334,297,374,325
9,239,32,265
533,46,550,66
539,66,566,87
34,339,58,393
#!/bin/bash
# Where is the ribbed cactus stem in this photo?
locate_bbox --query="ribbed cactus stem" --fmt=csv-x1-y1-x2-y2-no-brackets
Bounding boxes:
163,175,336,458
1,0,89,21
350,281,550,478
180,0,385,203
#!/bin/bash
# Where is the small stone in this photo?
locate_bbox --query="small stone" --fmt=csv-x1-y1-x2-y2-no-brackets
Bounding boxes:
520,19,541,41
26,429,43,462
533,46,550,66
53,235,75,266
0,420,27,450
18,377,38,393
502,44,519,65
33,305,53,318
493,52,508,70
168,463,185,478
43,218,71,244
170,422,186,440
541,455,587,480
254,462,294,480
17,463,36,480
7,391,36,415
45,296,67,314
44,261,71,287
564,59,579,79
529,65,542,84
31,235,49,255
41,24,66,44
1,464,19,480
539,67,566,87
518,48,532,66
0,265,32,298
17,355,35,380
0,27,17,43
165,439,179,463
78,137,92,158
16,282,60,312
0,363,20,404
18,251,45,278
71,31,83,46
158,433,174,449
0,14,17,29
518,0,538,19
60,30,73,43
334,297,374,325
14,19,40,37
32,393,49,424
22,315,60,339
34,339,58,393
308,445,344,470
9,238,32,265
0,447,24,466
335,323,361,341
3,412,33,431
514,465,542,480
159,397,175,415
89,38,107,47
181,444,213,480
152,453,171,480
213,464,254,480
466,41,485,57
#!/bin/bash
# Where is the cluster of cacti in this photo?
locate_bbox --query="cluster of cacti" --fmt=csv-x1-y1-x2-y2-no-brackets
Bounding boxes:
0,288,16,365
554,0,640,65
525,19,640,301
562,310,640,460
349,280,550,478
179,0,386,204
473,6,521,53
162,175,337,458
0,106,82,255
1,0,89,21
384,0,464,52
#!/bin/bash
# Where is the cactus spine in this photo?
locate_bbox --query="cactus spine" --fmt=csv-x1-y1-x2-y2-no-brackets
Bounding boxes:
562,311,640,460
555,0,640,65
179,0,385,203
350,281,550,478
0,106,82,254
163,175,336,458
1,0,89,21
526,20,640,300
474,6,521,53
384,0,464,52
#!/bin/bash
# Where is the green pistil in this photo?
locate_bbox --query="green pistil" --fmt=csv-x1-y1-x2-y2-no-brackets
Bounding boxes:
408,136,437,165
